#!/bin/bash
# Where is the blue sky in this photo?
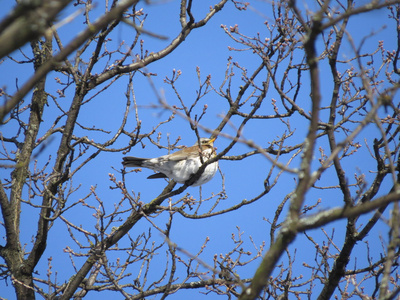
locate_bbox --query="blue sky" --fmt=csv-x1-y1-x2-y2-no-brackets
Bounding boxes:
0,0,398,299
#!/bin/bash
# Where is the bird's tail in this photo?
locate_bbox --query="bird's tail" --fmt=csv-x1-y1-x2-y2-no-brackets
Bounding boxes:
122,156,147,167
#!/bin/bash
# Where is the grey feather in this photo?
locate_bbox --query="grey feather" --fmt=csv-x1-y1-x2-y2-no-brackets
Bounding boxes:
122,156,146,167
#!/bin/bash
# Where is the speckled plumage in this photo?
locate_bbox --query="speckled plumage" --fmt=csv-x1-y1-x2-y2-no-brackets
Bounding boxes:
122,138,218,186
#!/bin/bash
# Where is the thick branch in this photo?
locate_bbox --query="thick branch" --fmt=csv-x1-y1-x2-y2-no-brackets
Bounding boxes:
86,0,229,90
0,0,72,59
0,0,139,123
58,181,176,299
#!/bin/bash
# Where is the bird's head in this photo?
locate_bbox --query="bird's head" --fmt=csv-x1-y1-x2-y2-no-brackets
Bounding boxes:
196,137,216,147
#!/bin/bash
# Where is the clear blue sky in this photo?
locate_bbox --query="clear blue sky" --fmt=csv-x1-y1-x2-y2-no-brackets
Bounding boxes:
0,0,397,299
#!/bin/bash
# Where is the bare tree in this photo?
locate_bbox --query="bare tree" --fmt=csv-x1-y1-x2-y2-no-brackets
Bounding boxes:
1,0,400,299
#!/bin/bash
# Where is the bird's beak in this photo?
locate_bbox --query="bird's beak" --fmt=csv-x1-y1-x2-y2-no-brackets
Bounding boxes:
209,137,216,144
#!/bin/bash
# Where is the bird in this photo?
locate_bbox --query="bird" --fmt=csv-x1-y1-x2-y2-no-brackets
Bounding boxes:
122,137,218,186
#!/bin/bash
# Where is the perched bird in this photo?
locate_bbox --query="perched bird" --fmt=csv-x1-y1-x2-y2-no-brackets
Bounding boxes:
122,137,218,186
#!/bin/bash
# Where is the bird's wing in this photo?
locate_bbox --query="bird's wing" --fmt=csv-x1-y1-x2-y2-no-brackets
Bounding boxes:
147,173,168,179
166,146,199,161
